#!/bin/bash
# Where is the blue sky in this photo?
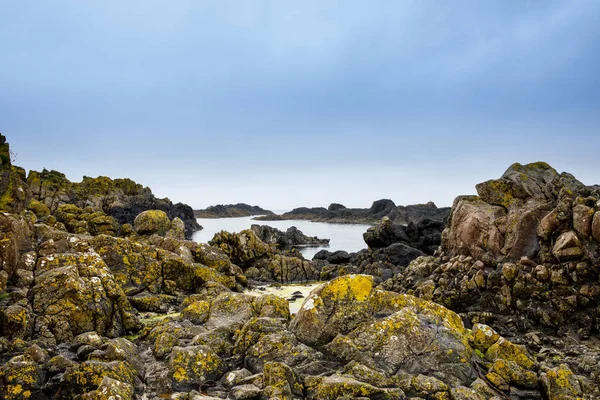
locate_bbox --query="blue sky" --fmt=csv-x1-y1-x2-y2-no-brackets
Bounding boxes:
2,1,599,209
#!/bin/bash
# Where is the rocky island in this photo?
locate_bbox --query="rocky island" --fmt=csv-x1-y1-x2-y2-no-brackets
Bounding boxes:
254,199,451,225
195,204,274,219
0,134,598,399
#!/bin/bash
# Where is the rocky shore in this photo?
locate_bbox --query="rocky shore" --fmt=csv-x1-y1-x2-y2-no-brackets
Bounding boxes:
0,133,598,400
195,204,274,219
254,199,450,225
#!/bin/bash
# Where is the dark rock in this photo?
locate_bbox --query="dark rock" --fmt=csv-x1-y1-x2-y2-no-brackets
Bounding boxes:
195,203,274,218
256,199,450,225
250,224,329,247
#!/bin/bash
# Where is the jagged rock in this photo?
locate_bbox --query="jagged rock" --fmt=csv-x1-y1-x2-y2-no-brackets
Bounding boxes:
250,224,329,247
256,199,450,225
209,229,272,268
552,231,583,262
0,134,29,214
30,252,141,344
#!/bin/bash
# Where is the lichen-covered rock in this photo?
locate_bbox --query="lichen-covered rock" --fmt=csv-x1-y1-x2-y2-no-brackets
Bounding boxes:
30,252,140,343
169,345,225,390
263,361,302,398
181,300,211,325
80,376,134,400
57,360,138,399
166,217,185,239
134,210,171,236
0,135,29,214
291,275,481,386
209,229,272,268
540,364,584,400
0,354,45,400
470,323,500,352
305,374,404,400
484,337,536,370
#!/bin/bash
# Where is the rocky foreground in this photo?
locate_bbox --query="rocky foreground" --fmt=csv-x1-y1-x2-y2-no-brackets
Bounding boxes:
254,200,451,225
0,133,599,400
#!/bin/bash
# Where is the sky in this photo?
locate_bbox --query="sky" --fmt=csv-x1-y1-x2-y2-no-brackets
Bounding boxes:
2,1,599,210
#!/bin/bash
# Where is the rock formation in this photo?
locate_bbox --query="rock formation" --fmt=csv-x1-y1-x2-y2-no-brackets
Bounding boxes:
1,137,598,400
26,169,201,238
194,203,274,218
250,224,330,247
256,199,451,225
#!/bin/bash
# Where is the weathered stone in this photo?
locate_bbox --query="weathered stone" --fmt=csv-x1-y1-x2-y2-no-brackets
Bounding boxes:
592,211,600,242
133,210,171,236
305,375,404,400
573,203,594,238
169,345,225,390
80,376,134,400
471,323,500,352
552,231,583,262
540,364,583,400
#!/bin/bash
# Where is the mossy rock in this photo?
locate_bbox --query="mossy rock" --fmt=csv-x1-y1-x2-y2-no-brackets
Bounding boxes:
80,376,134,400
540,364,584,400
57,360,137,399
26,199,50,218
169,345,226,391
181,300,211,325
304,374,404,400
0,354,45,400
133,210,171,236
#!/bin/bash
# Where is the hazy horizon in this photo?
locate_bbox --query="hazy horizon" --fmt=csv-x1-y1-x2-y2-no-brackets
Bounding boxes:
3,1,599,210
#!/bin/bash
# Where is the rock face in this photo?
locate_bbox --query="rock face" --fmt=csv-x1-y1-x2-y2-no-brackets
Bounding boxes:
442,162,595,264
384,162,600,337
0,134,29,214
250,224,330,247
256,199,451,225
194,203,274,218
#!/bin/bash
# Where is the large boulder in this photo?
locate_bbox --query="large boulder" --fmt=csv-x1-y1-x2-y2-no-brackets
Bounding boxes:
133,210,171,236
443,162,594,265
209,229,272,268
29,252,141,344
290,275,476,384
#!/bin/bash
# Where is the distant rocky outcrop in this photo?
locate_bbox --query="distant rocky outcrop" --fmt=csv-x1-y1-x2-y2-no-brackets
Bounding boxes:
250,224,330,247
255,199,450,225
195,203,274,218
